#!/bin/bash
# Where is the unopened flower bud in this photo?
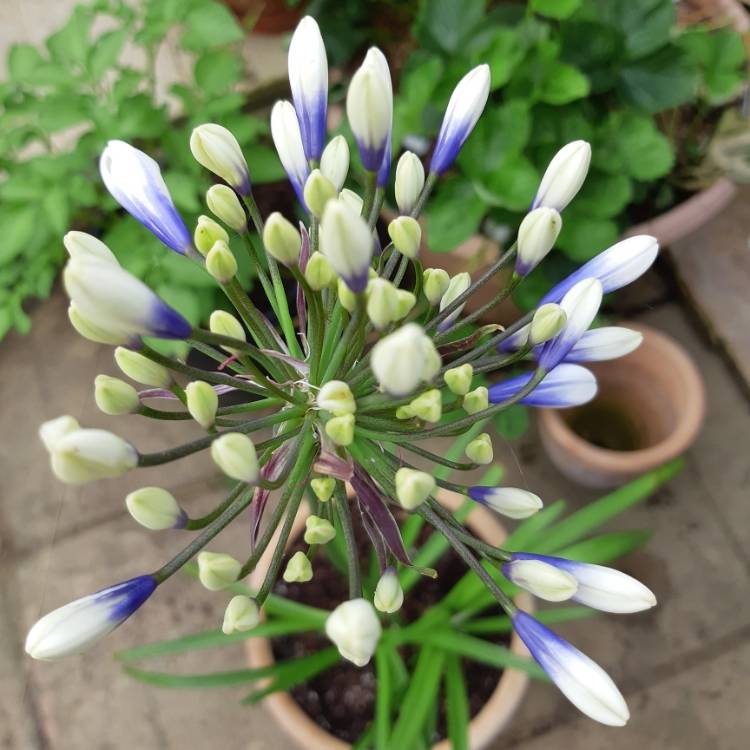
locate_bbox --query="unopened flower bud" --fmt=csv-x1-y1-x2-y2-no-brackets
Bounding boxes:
532,140,591,213
186,380,219,428
191,123,249,194
206,240,237,284
465,433,493,465
366,278,399,329
374,568,403,613
39,415,80,452
387,216,421,259
94,374,139,415
194,215,230,256
317,380,356,416
394,289,416,320
325,598,381,667
438,272,471,331
444,364,473,396
125,486,185,530
206,184,246,231
311,477,335,503
222,595,259,635
395,152,425,214
423,268,450,305
304,515,336,545
409,389,442,423
325,414,355,447
263,211,302,266
197,551,241,591
468,486,543,519
283,551,312,583
339,188,364,215
304,169,337,219
68,303,130,346
63,231,118,263
395,405,415,420
210,433,258,483
530,303,567,346
50,429,137,484
516,207,562,276
320,135,350,191
320,199,373,293
115,347,171,388
371,323,441,397
463,386,488,415
305,252,336,290
338,278,358,312
209,310,245,353
395,467,436,510
503,559,578,602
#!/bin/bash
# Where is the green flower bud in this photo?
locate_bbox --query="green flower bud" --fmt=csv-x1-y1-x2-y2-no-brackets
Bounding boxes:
263,211,302,266
395,467,436,511
463,386,488,415
222,595,259,635
311,477,335,503
325,413,355,447
317,380,356,416
190,123,249,194
373,568,404,613
409,389,442,423
394,151,425,215
206,184,246,231
466,433,493,465
439,272,471,327
304,169,337,218
338,188,363,215
366,278,399,329
304,515,336,545
395,405,415,420
194,215,229,256
394,289,416,321
186,380,219,428
125,486,185,530
94,374,139,415
387,216,421,259
444,363,473,396
283,550,313,583
423,268,450,305
209,310,245,354
206,240,237,284
338,278,357,312
210,433,258,483
529,303,567,346
305,252,337,290
197,551,241,591
114,347,171,388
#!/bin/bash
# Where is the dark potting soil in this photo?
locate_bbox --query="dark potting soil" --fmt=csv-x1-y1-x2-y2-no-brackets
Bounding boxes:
271,517,509,745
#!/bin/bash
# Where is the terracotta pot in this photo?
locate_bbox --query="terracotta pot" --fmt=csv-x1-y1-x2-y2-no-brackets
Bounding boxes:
246,490,533,750
224,0,303,32
537,322,706,488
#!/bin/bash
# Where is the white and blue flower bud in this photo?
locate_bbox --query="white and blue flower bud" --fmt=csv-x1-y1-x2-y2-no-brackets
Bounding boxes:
205,240,238,284
39,415,80,452
325,413,355,447
303,169,337,219
438,272,471,332
346,47,392,172
186,380,219,429
25,575,156,660
395,467,436,510
288,16,328,162
387,216,421,259
468,486,543,519
565,326,643,362
210,433,259,483
206,185,246,232
63,231,117,264
374,568,404,614
320,135,350,191
68,303,134,346
64,257,191,342
444,363,473,396
465,433,493,465
304,515,336,545
529,304,567,346
512,611,629,726
320,198,373,293
376,132,392,188
503,558,578,602
194,215,230,256
284,550,313,583
395,151,425,215
532,140,591,213
271,100,310,206
463,386,488,415
430,64,490,175
366,278,399,329
94,375,140,415
423,268,450,306
209,310,246,353
197,551,241,591
100,140,192,254
263,212,302,266
541,236,659,305
49,428,137,484
409,389,442,423
508,553,656,614
305,252,336,290
317,380,356,416
190,123,250,195
222,595,260,635
338,188,364,215
515,207,562,277
538,278,602,371
489,363,597,408
115,347,171,388
371,323,441,397
125,486,186,530
325,598,382,667
311,476,335,503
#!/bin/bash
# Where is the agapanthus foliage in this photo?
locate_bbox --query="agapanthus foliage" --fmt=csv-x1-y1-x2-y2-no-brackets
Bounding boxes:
28,17,660,727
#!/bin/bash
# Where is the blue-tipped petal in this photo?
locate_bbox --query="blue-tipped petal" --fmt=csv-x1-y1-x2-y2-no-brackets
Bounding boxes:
377,133,392,188
488,364,597,408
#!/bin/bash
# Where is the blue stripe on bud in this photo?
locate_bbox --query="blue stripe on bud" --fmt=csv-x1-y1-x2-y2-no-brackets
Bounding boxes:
98,575,158,622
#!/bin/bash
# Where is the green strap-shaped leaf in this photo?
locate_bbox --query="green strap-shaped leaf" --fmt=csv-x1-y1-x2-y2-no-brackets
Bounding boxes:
374,647,392,750
123,662,280,689
557,530,653,565
462,606,595,635
444,655,470,750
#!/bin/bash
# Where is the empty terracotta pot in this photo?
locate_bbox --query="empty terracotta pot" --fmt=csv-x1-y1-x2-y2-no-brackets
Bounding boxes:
538,323,706,488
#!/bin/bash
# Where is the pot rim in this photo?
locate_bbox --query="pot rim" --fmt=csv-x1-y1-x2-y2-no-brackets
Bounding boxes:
538,322,706,472
245,489,534,750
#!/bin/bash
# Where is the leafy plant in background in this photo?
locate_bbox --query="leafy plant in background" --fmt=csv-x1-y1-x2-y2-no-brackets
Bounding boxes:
0,0,285,344
392,0,747,305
